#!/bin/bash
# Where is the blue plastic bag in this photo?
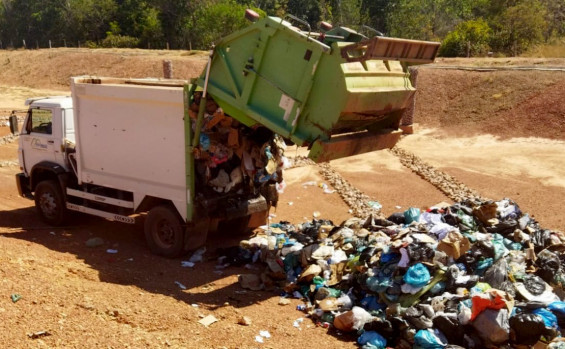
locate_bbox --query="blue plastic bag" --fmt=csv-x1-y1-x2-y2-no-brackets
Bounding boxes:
360,295,386,311
404,263,431,288
533,307,559,329
199,133,210,150
357,331,387,349
404,207,421,225
548,301,565,320
414,328,448,349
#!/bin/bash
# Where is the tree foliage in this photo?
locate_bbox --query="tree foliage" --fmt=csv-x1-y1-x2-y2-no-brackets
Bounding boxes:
0,0,563,55
440,19,492,57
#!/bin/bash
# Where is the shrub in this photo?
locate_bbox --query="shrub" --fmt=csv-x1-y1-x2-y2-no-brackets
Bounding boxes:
440,19,491,57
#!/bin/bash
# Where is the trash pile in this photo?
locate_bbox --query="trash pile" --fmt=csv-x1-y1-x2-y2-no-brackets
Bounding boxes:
226,198,565,348
188,93,288,201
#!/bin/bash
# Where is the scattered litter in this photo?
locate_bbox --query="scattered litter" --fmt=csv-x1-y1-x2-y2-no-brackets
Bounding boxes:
174,281,187,290
367,201,382,210
11,294,22,303
27,331,51,339
85,237,104,247
313,211,321,218
288,202,294,206
126,258,134,262
278,297,291,306
181,261,195,268
106,249,118,254
188,247,206,263
255,336,264,343
49,232,56,236
259,330,271,338
198,315,218,327
293,317,304,328
191,304,199,308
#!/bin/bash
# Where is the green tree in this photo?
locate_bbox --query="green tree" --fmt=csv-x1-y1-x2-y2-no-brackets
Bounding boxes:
326,0,363,27
361,0,391,34
286,0,322,29
116,0,163,48
188,0,264,49
540,0,565,39
490,0,547,55
387,0,480,40
65,0,118,43
150,0,192,49
440,18,491,57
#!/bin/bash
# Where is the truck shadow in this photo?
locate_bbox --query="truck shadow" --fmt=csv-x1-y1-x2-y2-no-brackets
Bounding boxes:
0,206,276,310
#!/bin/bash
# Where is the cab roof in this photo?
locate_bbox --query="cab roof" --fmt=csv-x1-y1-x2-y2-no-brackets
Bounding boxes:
25,96,72,109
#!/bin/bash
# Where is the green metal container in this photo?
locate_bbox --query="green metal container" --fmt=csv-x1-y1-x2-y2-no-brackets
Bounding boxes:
196,15,439,162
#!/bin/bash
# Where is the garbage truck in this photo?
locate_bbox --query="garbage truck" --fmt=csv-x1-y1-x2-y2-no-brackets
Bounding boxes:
11,11,439,257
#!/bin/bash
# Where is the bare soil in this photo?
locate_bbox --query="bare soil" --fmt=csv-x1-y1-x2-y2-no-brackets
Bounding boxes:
0,49,564,348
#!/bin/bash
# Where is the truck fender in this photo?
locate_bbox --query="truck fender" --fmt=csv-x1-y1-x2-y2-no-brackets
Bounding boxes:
30,161,69,195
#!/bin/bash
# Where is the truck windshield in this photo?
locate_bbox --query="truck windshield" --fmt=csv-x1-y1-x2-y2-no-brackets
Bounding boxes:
29,108,53,134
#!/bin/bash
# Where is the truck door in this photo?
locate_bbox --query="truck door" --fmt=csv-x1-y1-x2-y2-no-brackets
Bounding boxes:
20,107,63,172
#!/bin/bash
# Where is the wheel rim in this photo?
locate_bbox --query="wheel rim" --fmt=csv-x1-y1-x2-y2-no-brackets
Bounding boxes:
39,191,58,219
155,219,175,248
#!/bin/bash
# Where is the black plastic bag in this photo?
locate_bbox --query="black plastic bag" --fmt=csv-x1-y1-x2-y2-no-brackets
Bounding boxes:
433,315,466,346
523,274,546,296
484,258,509,289
509,312,545,345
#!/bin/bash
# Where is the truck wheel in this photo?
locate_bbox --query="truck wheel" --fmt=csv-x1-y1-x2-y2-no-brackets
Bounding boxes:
34,180,66,226
144,205,185,257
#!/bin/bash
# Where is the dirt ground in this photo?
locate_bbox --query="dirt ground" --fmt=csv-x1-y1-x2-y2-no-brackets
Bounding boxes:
0,49,564,348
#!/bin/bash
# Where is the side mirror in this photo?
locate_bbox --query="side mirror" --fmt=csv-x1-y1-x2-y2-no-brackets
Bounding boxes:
9,114,18,134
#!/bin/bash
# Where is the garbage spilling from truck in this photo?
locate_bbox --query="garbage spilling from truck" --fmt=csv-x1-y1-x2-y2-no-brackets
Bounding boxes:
221,198,565,348
189,93,288,202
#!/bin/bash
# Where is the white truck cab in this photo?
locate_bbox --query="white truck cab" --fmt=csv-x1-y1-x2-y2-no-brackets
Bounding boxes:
18,97,74,176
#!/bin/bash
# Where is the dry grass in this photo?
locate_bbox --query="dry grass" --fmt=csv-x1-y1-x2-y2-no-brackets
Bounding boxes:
523,38,565,58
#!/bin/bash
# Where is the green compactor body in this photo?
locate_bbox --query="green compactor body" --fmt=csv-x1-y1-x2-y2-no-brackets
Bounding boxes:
194,15,439,162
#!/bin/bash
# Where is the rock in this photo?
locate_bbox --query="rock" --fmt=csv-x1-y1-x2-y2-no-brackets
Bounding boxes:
238,316,252,326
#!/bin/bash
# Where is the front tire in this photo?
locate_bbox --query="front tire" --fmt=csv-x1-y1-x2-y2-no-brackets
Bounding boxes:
144,205,185,257
34,180,66,226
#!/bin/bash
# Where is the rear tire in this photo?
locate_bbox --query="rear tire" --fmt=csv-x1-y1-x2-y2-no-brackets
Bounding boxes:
144,205,185,257
34,180,66,226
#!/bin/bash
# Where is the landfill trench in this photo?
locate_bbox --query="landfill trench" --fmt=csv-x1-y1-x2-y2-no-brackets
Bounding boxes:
388,146,485,203
289,145,485,219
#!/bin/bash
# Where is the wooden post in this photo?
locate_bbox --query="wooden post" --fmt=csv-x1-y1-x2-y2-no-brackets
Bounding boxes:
49,40,52,49
63,39,67,47
189,41,192,51
36,40,39,49
22,40,26,48
163,60,173,79
467,41,471,58
166,42,170,50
